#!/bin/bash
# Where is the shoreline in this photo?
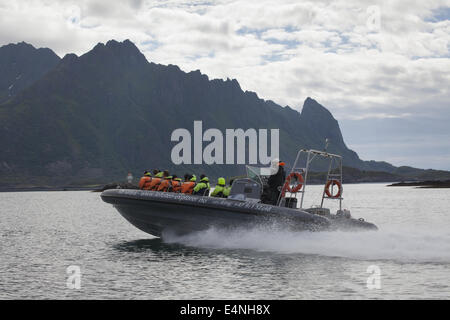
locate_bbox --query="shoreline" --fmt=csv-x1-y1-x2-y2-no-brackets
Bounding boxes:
0,186,100,192
388,180,450,188
0,181,391,192
2,179,449,193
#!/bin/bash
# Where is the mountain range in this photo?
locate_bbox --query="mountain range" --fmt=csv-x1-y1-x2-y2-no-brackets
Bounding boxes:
0,39,449,188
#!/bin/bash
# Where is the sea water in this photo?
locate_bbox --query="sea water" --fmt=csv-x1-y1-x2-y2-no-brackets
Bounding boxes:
0,184,449,299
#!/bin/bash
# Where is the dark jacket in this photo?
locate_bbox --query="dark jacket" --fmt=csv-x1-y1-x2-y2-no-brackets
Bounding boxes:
268,166,286,190
265,166,286,205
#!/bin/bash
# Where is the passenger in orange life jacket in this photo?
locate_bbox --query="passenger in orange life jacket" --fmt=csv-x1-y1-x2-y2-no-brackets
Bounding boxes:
148,169,164,190
138,171,152,190
170,175,182,193
157,171,171,192
181,174,196,194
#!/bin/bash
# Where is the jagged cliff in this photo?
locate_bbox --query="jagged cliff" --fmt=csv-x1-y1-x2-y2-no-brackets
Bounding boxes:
0,40,441,187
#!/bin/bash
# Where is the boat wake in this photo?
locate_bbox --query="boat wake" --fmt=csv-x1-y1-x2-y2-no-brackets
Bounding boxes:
164,224,450,263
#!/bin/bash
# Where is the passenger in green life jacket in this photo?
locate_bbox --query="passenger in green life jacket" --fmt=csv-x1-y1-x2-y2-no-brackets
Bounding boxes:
223,179,234,198
193,174,210,196
211,177,227,198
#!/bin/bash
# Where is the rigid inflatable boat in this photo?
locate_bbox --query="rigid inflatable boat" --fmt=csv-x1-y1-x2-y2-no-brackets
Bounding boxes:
101,148,377,237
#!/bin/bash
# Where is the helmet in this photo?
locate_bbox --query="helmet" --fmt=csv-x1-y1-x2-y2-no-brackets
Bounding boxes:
271,158,280,167
190,175,197,182
218,177,226,186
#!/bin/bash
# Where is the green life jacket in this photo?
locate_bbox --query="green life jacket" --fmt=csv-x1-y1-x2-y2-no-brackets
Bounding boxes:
223,186,231,197
193,177,210,196
211,184,226,197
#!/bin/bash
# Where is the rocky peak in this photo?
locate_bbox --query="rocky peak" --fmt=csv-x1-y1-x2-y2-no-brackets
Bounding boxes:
301,97,334,120
84,39,148,67
0,41,60,102
300,97,345,148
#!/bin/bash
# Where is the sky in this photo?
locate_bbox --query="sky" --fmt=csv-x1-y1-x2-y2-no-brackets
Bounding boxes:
0,0,449,170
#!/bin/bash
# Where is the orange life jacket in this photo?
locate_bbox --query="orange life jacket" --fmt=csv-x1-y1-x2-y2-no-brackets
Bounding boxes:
181,181,195,194
138,176,152,190
171,180,182,193
157,179,172,192
149,177,162,191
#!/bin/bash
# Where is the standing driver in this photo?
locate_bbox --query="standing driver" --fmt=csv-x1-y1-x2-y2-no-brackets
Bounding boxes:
267,161,286,205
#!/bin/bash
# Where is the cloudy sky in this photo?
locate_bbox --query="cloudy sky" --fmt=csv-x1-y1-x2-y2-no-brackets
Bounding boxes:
1,0,449,169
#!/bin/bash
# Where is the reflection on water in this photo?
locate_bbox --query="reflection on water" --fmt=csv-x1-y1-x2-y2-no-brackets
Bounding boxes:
1,185,449,299
114,238,233,260
115,238,186,253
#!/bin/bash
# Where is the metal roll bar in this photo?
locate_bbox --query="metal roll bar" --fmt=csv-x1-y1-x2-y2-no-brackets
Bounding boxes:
277,148,343,210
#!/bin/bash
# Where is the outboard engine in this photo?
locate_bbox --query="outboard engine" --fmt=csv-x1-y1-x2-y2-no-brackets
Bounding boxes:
228,178,262,202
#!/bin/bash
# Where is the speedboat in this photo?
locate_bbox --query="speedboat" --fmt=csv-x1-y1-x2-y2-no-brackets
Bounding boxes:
101,149,377,237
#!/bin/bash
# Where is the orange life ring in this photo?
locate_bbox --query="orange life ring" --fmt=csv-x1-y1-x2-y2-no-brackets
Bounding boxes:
281,172,304,196
325,180,342,198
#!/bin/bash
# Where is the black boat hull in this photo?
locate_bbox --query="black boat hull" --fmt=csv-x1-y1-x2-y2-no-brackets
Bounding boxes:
101,189,377,237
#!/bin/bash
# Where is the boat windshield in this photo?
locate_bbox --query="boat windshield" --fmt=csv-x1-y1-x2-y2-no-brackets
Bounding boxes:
246,164,278,187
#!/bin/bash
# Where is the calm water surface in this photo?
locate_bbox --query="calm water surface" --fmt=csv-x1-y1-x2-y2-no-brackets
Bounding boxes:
0,184,449,299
